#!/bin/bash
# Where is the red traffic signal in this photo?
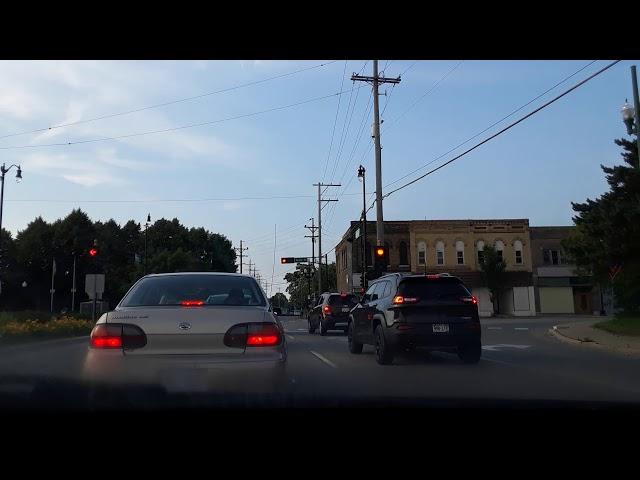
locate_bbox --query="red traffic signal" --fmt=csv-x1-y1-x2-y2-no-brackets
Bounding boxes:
89,248,98,257
281,257,294,264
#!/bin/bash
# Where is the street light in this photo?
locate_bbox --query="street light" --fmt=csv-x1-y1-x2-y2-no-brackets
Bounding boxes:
144,213,151,274
620,65,640,168
621,100,636,134
357,165,368,290
0,164,23,294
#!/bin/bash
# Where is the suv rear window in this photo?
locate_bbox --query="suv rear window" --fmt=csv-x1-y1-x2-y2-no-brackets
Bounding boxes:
328,294,359,307
397,278,471,301
120,274,266,307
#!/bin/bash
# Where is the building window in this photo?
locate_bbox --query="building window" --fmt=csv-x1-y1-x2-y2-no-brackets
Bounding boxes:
514,240,523,265
477,240,485,265
436,241,445,266
543,249,562,265
455,240,464,265
495,240,504,261
399,241,408,266
418,241,426,266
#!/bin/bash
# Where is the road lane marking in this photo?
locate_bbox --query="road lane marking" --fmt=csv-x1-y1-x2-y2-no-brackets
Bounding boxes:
482,344,532,351
481,357,516,366
487,327,502,330
310,350,337,368
514,327,529,331
296,329,308,332
286,335,294,341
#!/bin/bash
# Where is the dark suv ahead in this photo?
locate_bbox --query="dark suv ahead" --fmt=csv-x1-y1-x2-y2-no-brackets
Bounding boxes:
348,273,481,365
309,292,359,335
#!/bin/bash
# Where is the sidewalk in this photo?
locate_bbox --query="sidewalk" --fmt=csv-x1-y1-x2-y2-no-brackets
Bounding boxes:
550,320,640,357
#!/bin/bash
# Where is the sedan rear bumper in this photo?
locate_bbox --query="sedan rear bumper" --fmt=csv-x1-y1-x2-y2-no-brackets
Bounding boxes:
83,348,287,394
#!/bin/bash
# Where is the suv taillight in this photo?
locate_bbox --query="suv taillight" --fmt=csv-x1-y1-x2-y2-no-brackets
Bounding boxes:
393,295,420,305
89,323,147,349
323,305,331,314
461,296,478,305
224,322,283,348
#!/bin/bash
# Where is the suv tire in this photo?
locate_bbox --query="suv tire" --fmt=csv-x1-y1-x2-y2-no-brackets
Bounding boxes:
348,322,363,354
457,343,481,364
374,324,394,365
319,317,328,336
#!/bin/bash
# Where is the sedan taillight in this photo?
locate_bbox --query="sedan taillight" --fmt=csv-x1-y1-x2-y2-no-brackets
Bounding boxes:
224,322,283,348
90,323,147,350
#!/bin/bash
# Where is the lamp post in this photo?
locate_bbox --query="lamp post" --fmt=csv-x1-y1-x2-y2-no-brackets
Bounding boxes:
358,165,368,291
620,65,640,168
0,163,22,295
144,213,151,274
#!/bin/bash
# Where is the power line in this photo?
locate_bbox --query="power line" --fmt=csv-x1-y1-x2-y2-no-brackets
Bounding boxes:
385,60,464,129
5,193,318,204
400,61,419,77
0,86,366,151
321,60,349,182
383,60,621,199
0,60,340,141
383,59,600,190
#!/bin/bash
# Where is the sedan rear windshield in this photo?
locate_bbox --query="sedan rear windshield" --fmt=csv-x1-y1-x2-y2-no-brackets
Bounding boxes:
397,278,471,301
328,294,359,307
120,275,266,307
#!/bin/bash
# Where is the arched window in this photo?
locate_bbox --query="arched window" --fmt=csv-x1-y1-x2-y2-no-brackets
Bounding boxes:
399,241,409,266
477,240,485,265
418,241,427,266
514,240,523,265
436,241,445,266
495,240,504,261
455,240,465,265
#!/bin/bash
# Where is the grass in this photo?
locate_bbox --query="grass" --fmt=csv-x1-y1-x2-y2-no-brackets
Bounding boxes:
594,314,640,337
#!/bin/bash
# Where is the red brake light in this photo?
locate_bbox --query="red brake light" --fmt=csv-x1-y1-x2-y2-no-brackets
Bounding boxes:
246,323,281,347
89,248,98,257
323,305,331,314
462,296,478,305
426,274,440,279
180,300,204,306
393,296,419,305
340,293,347,298
90,324,123,349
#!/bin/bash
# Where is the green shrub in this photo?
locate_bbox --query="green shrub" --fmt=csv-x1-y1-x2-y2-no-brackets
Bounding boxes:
0,315,94,340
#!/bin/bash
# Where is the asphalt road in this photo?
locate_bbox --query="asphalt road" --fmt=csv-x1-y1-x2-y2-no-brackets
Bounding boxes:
2,315,640,405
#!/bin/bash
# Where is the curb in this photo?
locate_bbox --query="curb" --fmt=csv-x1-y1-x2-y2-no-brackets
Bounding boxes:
0,335,89,353
549,325,640,357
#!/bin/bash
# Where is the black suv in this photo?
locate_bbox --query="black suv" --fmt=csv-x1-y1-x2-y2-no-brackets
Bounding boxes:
309,292,359,335
348,273,481,364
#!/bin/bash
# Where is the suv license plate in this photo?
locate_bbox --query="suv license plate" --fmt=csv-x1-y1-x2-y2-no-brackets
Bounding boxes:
342,307,350,313
433,324,449,333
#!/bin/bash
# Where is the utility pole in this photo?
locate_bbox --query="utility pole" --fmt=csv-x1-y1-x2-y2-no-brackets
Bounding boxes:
71,253,77,312
235,240,249,274
632,65,640,168
352,60,401,246
313,182,340,295
304,217,319,298
358,165,368,291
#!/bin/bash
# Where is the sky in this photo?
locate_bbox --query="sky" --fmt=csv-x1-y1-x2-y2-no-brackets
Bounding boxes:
0,59,638,294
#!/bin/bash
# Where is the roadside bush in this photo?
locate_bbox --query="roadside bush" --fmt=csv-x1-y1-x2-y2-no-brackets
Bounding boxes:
0,315,94,340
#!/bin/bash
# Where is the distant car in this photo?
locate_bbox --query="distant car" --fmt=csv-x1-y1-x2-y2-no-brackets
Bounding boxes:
348,273,481,365
309,292,359,335
83,272,287,393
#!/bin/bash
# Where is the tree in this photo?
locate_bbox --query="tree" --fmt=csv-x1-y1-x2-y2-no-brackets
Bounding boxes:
269,292,289,310
479,245,506,315
563,138,640,313
284,262,337,310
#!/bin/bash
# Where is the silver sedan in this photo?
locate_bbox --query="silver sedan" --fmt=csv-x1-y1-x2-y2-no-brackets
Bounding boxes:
83,272,287,394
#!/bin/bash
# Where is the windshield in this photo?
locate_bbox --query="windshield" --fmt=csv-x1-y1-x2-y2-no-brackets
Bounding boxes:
1,58,640,412
120,275,266,307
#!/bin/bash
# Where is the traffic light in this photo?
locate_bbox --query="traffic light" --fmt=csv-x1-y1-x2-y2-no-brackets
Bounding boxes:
281,257,295,264
89,247,98,257
373,245,387,270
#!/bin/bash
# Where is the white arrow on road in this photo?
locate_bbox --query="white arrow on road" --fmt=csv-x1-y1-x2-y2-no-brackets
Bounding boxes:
482,344,532,351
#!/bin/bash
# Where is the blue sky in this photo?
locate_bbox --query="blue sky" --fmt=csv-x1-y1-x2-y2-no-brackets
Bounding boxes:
0,59,637,293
